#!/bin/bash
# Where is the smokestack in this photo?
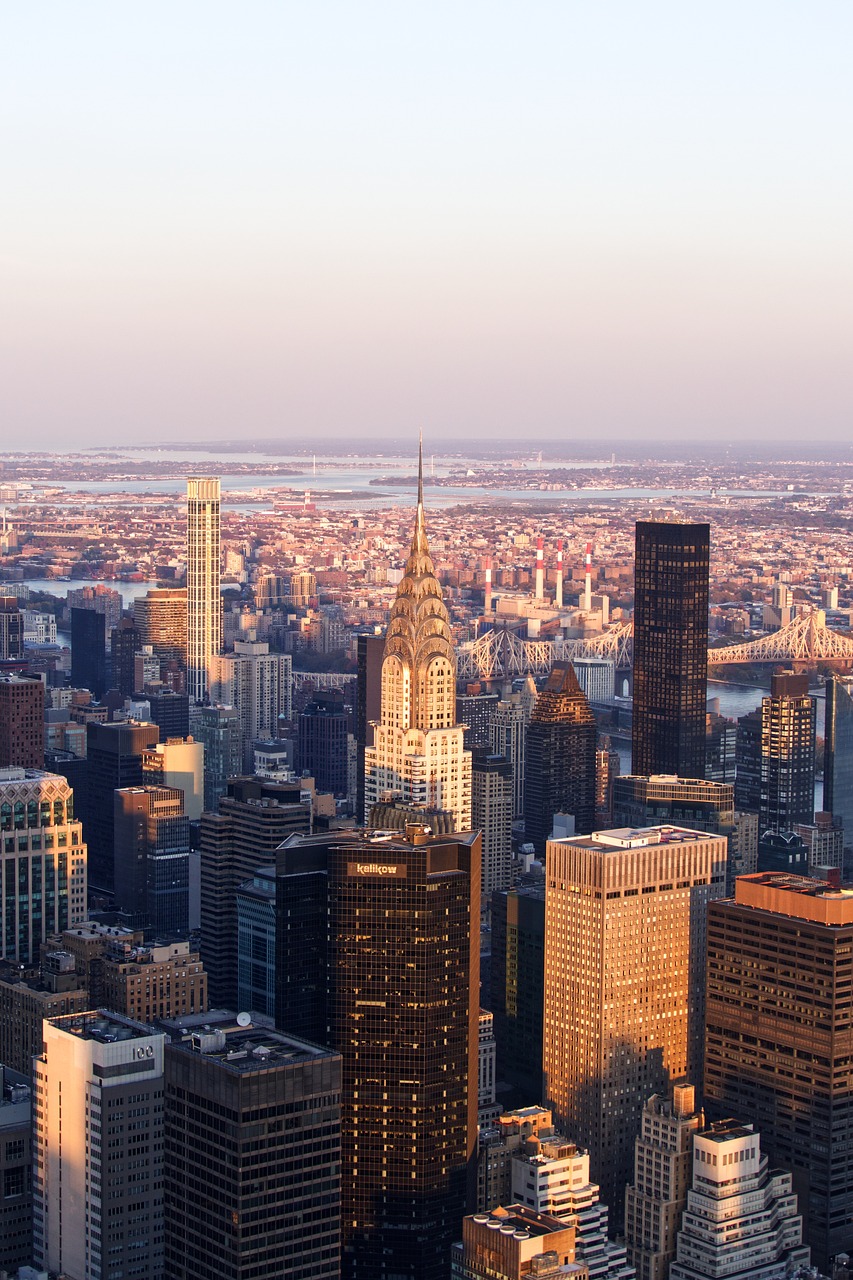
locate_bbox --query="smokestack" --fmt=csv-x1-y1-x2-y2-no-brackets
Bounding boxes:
484,558,493,616
556,539,563,609
584,542,592,611
535,536,544,602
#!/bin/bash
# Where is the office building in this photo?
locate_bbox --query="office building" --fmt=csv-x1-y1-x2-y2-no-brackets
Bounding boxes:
209,639,292,769
0,1065,32,1275
543,826,726,1216
0,954,89,1075
479,1008,498,1118
595,740,621,828
477,1106,555,1214
195,703,243,810
0,595,24,659
0,767,87,965
510,1132,634,1278
84,719,160,892
48,920,143,1007
757,828,808,874
705,871,853,1270
147,688,190,740
236,864,276,1017
759,671,816,832
734,706,762,814
364,444,472,828
355,632,384,823
624,1084,702,1280
451,1204,586,1280
33,1010,166,1280
705,711,736,784
276,825,481,1280
632,521,710,778
71,606,107,698
110,616,141,697
200,777,311,1007
134,586,188,666
489,680,537,820
457,690,501,750
490,884,546,1105
524,662,596,853
68,583,122,633
612,775,734,852
113,785,190,934
142,735,204,819
0,672,44,768
794,812,844,871
102,938,207,1022
825,674,853,856
473,750,513,900
298,687,349,796
164,1020,342,1280
669,1120,809,1280
186,476,221,703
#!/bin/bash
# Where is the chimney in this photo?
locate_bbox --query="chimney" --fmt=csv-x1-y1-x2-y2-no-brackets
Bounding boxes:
535,537,544,602
555,539,564,609
584,542,593,611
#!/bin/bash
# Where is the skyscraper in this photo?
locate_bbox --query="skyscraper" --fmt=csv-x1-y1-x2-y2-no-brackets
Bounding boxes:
0,596,24,660
195,703,243,810
33,1011,166,1280
355,632,384,823
134,586,188,667
490,884,546,1105
472,750,513,899
113,785,190,934
612,775,734,857
0,673,44,768
110,616,142,697
524,661,597,853
164,1020,342,1280
824,673,853,856
632,521,709,778
186,476,221,704
84,719,160,892
71,606,107,699
209,639,292,768
364,440,472,829
704,871,853,1269
760,672,816,831
276,825,481,1280
543,825,726,1217
0,767,87,964
298,688,350,795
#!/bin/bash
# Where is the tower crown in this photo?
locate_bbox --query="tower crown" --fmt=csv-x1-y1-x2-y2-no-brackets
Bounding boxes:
381,436,456,732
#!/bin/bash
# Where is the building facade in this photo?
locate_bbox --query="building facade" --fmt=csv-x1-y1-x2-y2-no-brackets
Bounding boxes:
631,521,709,778
473,750,514,901
209,640,292,769
102,938,207,1022
452,1204,586,1280
543,826,726,1217
524,662,597,853
758,671,816,833
134,587,188,667
236,864,276,1017
186,476,221,704
0,672,44,769
490,884,546,1106
84,719,160,893
825,673,853,856
0,1065,32,1274
114,785,190,934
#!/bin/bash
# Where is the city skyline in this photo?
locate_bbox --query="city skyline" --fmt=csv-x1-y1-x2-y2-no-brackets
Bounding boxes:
3,3,852,449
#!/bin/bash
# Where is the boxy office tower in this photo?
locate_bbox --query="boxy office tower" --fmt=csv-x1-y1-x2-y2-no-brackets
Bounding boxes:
276,825,481,1280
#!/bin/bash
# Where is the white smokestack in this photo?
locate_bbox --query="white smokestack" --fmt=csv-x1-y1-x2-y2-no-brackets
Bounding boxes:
556,539,563,609
535,537,544,602
584,541,592,611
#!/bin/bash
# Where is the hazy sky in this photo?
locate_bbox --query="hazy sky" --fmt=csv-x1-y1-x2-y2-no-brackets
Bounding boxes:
3,3,852,449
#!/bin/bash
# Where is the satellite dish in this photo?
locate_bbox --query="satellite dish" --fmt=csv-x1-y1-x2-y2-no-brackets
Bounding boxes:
236,1012,252,1027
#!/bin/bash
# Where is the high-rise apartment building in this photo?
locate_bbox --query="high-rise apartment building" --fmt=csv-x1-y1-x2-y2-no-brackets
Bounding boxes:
298,688,349,795
186,476,221,704
457,690,501,750
595,739,621,828
612,776,734,887
33,1010,166,1280
364,444,472,829
632,521,709,778
200,776,311,1007
704,871,853,1270
0,672,44,768
164,1020,342,1280
758,671,816,832
624,1083,702,1280
0,596,24,660
0,1065,33,1275
472,750,513,900
734,706,762,814
276,825,481,1280
209,639,292,768
0,767,87,964
195,703,243,809
669,1120,809,1280
825,674,853,856
134,587,188,666
355,632,384,823
524,662,596,853
543,826,726,1217
84,719,160,892
0,954,89,1076
113,785,190,934
71,605,107,699
452,1204,586,1280
489,679,537,820
142,735,204,819
490,884,546,1105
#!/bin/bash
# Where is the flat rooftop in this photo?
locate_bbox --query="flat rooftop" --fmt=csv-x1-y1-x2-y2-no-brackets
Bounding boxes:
734,872,853,926
167,1025,336,1072
469,1203,574,1238
556,824,720,850
50,1010,155,1044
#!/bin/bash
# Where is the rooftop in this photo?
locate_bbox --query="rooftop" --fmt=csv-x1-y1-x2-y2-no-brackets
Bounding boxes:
734,871,853,926
557,824,721,851
167,1024,336,1072
468,1203,575,1239
50,1010,155,1044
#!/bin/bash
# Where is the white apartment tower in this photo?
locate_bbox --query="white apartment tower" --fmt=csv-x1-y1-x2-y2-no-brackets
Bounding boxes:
669,1120,809,1280
209,640,293,771
364,440,472,828
33,1010,166,1280
186,476,221,704
543,826,727,1218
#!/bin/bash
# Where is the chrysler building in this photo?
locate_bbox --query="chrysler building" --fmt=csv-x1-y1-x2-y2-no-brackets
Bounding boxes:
364,439,472,829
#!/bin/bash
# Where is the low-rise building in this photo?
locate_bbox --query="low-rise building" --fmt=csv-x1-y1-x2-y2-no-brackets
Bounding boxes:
101,938,208,1023
452,1203,588,1280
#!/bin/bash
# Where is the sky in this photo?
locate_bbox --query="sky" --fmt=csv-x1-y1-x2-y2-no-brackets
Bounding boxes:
2,2,852,451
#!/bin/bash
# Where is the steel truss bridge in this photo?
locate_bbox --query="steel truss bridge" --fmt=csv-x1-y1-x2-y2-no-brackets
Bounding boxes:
455,610,853,681
292,670,355,692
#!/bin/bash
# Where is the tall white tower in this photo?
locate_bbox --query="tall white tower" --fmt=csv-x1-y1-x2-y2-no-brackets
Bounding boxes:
364,438,472,828
186,476,221,704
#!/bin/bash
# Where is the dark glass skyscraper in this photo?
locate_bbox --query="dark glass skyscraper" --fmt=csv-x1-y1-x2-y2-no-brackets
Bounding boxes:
523,661,596,852
355,633,384,824
70,606,107,699
825,674,853,857
757,671,816,833
632,520,710,778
